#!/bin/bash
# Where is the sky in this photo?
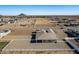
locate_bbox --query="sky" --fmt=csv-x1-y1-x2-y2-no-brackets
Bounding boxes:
0,5,79,15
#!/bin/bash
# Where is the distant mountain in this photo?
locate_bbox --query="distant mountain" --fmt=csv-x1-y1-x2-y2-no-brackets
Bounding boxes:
18,13,27,17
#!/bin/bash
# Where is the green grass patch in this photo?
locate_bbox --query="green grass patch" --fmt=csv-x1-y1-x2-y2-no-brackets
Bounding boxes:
0,42,9,51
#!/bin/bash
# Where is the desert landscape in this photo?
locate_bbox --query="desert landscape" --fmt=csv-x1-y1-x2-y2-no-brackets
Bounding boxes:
0,14,79,54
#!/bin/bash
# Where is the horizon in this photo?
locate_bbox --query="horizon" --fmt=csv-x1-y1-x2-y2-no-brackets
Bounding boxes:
0,5,79,15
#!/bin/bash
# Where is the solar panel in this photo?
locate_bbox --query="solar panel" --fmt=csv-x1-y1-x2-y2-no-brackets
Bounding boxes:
37,40,42,43
30,40,37,43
